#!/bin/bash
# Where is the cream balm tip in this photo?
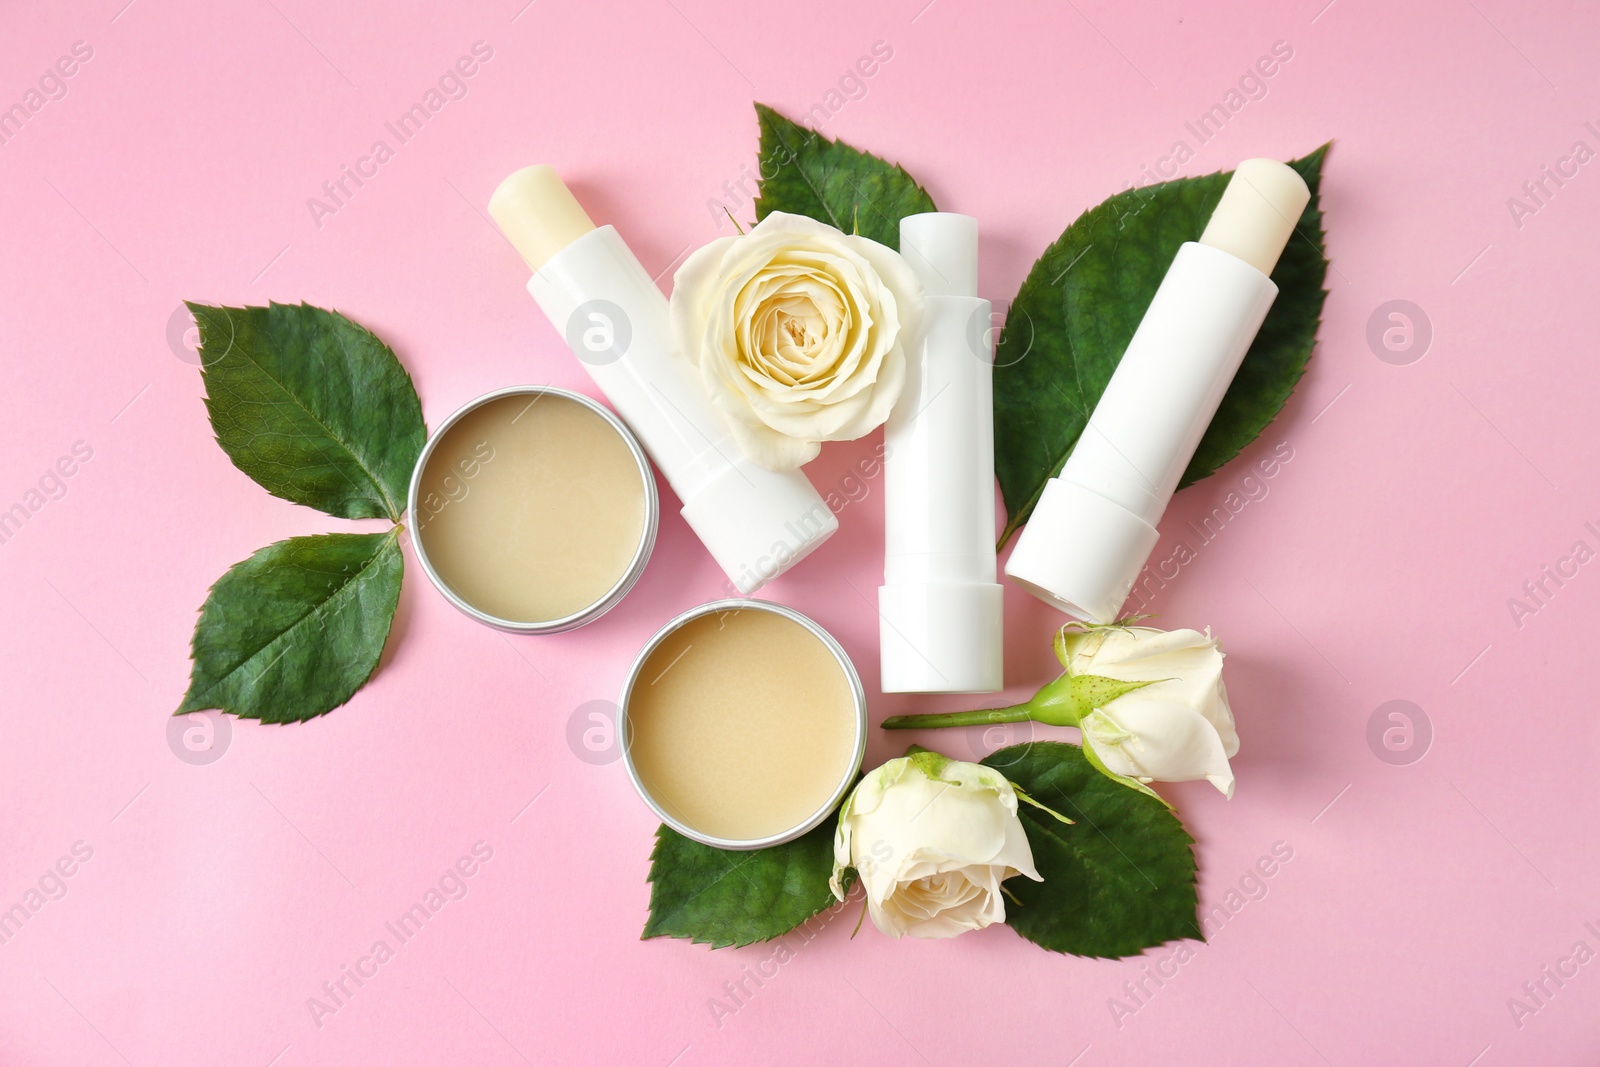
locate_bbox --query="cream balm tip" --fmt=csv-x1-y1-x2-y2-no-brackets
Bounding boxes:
488,164,596,272
1198,158,1311,276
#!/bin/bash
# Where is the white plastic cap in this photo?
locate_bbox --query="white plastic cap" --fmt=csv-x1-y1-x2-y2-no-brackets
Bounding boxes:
679,459,840,594
899,213,978,298
1003,476,1160,623
879,583,1004,693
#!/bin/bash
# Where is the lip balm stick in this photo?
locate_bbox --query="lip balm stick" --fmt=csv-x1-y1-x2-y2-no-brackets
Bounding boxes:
1005,159,1311,622
489,166,838,594
878,213,1004,693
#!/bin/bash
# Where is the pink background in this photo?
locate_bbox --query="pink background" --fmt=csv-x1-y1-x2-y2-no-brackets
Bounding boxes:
2,0,1597,1063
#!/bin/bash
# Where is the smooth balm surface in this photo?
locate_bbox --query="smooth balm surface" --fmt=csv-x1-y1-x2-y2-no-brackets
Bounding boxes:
416,393,646,623
1197,158,1311,276
488,165,596,272
628,609,858,842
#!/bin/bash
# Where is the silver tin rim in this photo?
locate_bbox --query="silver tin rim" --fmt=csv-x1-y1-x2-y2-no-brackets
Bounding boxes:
407,385,659,634
619,598,868,850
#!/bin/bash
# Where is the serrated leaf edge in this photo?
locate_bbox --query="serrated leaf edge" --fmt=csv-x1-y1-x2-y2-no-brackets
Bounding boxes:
177,527,403,722
642,825,838,950
188,301,415,522
751,102,936,245
984,741,1203,959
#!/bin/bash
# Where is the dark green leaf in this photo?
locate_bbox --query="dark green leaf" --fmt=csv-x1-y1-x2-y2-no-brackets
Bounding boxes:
189,301,425,521
752,103,935,250
178,531,403,723
994,147,1329,545
985,742,1199,958
643,816,838,948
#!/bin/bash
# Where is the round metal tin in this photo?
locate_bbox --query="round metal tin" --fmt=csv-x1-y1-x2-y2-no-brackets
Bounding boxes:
407,385,658,634
619,598,868,850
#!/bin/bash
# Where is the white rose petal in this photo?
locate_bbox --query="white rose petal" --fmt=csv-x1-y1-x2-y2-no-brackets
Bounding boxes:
1081,699,1237,798
830,754,1040,940
1061,624,1240,796
669,211,922,471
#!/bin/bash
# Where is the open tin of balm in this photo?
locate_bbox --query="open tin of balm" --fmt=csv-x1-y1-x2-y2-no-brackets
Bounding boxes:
621,600,867,849
408,385,658,633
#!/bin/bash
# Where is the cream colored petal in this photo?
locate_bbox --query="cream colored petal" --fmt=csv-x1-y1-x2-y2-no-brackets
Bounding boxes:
842,232,922,348
868,774,1012,864
668,235,740,368
1083,700,1235,798
737,272,852,391
829,817,855,901
867,893,917,938
721,408,819,471
994,809,1042,882
1201,673,1240,758
1078,627,1222,684
896,871,1002,938
846,757,911,818
672,211,923,468
780,270,876,401
781,335,906,443
1075,626,1239,757
697,355,820,470
745,209,859,246
859,846,910,908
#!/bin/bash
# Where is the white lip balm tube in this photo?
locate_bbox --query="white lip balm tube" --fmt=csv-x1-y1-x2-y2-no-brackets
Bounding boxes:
878,213,1004,693
1005,159,1311,622
489,166,838,594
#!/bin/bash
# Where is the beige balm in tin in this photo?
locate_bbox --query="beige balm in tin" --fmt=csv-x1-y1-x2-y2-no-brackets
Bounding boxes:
621,600,868,849
408,386,657,632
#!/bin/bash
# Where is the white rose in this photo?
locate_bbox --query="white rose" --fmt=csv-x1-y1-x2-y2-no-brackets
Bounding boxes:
669,211,922,471
1060,624,1240,797
829,750,1040,939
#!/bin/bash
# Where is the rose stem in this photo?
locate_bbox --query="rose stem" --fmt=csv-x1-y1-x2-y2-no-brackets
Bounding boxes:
880,705,1033,730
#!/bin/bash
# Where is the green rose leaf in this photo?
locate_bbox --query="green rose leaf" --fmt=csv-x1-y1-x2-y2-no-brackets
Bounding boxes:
189,301,426,521
643,816,838,948
752,103,935,250
993,147,1329,545
178,531,403,723
985,741,1199,958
